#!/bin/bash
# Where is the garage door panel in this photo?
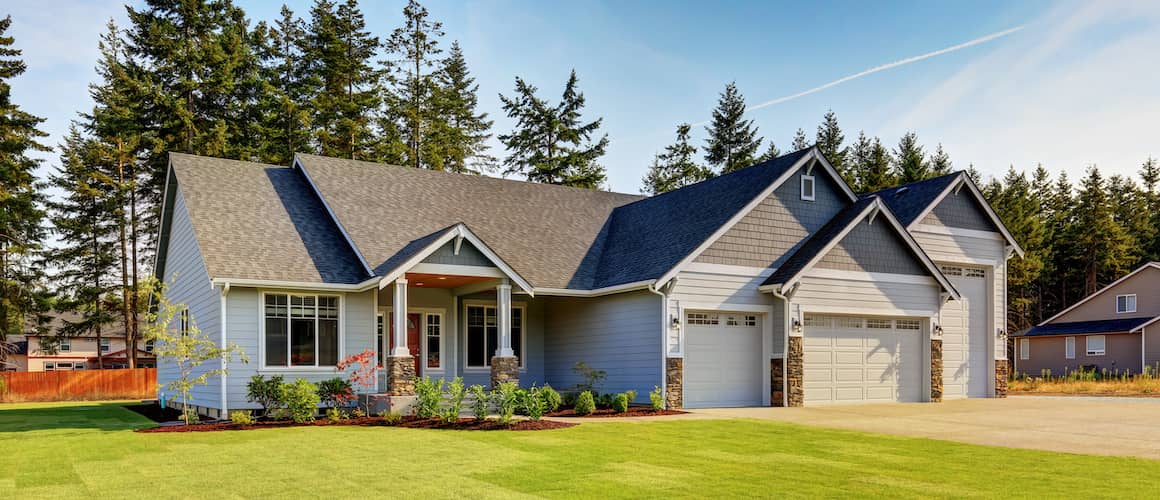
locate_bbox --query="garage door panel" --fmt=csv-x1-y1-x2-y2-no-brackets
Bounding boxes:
940,267,990,399
804,314,923,405
836,368,863,382
683,312,764,408
834,351,865,364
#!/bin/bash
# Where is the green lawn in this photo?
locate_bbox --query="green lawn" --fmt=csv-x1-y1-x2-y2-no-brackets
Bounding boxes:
1,402,1156,499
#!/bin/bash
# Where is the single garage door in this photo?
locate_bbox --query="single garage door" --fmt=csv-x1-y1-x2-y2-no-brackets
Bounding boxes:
940,265,990,398
684,311,764,408
803,315,924,405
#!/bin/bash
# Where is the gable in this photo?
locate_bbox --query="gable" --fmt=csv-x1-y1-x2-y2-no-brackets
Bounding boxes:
1053,266,1160,323
922,189,999,232
420,239,492,267
816,216,927,275
695,165,846,269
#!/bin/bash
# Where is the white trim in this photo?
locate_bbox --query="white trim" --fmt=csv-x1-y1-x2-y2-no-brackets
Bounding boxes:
683,262,775,277
212,277,379,292
377,223,535,296
1086,335,1107,356
532,280,655,297
1131,315,1160,333
802,268,938,285
1019,337,1029,360
797,303,939,318
1041,263,1160,325
800,174,816,201
1116,294,1137,314
409,263,505,278
257,291,345,370
1065,336,1075,359
292,156,375,276
681,307,772,406
380,306,447,375
219,283,229,415
678,301,778,314
911,223,1007,242
462,300,528,371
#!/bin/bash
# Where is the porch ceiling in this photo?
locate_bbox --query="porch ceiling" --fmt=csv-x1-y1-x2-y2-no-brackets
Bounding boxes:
405,272,493,289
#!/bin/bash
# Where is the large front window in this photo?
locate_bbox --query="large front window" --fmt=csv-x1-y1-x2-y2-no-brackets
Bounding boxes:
265,294,340,367
466,305,522,368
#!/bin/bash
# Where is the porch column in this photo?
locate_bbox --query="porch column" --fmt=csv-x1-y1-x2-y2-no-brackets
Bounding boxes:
386,278,415,396
490,279,519,388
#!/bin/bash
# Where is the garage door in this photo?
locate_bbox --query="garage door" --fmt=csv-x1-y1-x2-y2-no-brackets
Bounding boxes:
684,311,764,408
803,315,924,405
940,265,990,398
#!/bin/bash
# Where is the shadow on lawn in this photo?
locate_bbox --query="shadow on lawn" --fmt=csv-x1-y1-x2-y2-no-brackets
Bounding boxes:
0,401,155,433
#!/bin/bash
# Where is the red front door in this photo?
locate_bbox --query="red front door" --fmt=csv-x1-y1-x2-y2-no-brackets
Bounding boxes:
389,312,422,376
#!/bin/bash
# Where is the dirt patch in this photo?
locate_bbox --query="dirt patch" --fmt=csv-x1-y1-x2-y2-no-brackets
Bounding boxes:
547,407,686,418
1010,391,1160,398
135,415,574,433
124,403,185,423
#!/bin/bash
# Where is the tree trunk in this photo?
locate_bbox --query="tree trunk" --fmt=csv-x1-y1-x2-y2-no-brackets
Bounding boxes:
94,233,103,370
117,159,132,369
129,159,140,370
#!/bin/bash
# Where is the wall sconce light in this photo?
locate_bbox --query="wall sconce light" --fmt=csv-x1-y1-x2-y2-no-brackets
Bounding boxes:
792,319,802,333
671,315,681,327
933,324,944,338
997,328,1007,341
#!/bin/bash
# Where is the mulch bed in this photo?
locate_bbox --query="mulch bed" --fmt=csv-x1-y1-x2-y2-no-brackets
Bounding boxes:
132,411,575,433
547,407,686,418
125,403,185,423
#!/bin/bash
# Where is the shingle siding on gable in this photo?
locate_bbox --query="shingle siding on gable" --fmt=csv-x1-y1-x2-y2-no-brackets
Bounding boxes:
421,240,492,267
922,191,999,232
817,218,928,275
695,169,846,269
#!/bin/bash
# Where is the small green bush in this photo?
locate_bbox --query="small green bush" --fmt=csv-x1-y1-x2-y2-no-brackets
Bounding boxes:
650,386,665,411
229,410,255,425
539,384,562,412
596,393,614,409
495,382,521,424
624,389,637,404
562,391,577,408
414,377,444,418
612,393,629,413
378,410,403,425
524,387,547,421
444,377,466,423
468,384,489,420
326,407,346,423
317,377,353,409
574,391,596,415
246,374,284,417
279,379,321,423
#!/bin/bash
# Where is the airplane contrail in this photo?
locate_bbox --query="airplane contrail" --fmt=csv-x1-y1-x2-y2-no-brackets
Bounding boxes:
695,25,1026,126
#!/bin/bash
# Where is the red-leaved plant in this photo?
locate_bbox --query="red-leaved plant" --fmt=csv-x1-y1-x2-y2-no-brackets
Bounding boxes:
337,349,379,415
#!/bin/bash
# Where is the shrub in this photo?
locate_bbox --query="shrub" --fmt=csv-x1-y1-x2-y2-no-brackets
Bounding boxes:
279,379,321,423
494,382,521,424
444,377,466,423
572,362,607,394
468,384,490,420
246,374,284,418
539,384,562,412
596,393,614,409
414,377,444,419
624,389,637,405
650,386,665,411
562,391,577,408
574,391,595,416
612,393,629,413
317,377,354,409
523,387,547,421
229,410,254,425
378,410,403,425
326,407,346,423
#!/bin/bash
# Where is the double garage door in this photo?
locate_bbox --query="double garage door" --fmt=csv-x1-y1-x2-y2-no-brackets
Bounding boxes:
803,315,924,405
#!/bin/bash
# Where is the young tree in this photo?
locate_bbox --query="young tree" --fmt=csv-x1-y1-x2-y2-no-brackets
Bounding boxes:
815,109,846,175
1140,157,1160,260
1107,174,1153,268
0,15,51,356
702,82,761,173
757,141,781,163
791,127,810,151
991,168,1044,332
929,144,953,176
641,123,713,195
1073,167,1133,295
253,6,314,164
430,41,493,173
857,136,895,193
383,0,446,170
498,70,609,188
893,131,928,183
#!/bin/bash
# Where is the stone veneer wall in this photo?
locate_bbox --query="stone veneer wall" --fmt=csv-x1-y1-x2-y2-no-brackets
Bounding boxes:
787,336,803,407
665,357,683,409
930,338,943,402
771,358,785,407
995,359,1009,397
386,356,416,396
490,356,519,388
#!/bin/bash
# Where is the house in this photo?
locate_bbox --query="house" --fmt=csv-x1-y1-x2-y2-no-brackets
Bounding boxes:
10,313,155,372
1015,262,1160,376
154,147,1020,418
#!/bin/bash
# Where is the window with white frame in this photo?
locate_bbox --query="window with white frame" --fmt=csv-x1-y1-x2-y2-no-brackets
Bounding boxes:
1116,294,1136,314
426,313,442,369
1019,338,1029,360
687,313,718,325
1086,335,1106,356
74,363,85,370
376,314,385,367
263,293,340,367
99,338,110,352
44,362,55,371
59,337,71,352
801,174,816,201
179,308,190,336
466,305,522,368
144,339,155,353
1065,336,1075,359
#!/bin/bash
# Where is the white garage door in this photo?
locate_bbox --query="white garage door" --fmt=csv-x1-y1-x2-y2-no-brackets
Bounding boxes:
940,265,990,398
803,315,924,405
684,311,764,408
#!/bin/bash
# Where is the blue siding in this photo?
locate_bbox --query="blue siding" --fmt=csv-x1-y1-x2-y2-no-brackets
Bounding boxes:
817,217,928,275
455,292,545,388
421,239,492,267
925,191,999,232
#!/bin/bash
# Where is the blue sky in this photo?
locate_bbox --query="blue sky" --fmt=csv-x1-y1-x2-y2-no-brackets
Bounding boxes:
7,0,1159,193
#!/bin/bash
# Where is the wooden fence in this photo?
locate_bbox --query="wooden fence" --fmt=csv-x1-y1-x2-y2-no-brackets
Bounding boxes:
0,368,157,402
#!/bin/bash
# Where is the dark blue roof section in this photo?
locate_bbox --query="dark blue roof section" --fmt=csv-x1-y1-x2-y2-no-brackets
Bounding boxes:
867,172,961,226
762,197,877,287
1020,317,1154,337
575,147,815,289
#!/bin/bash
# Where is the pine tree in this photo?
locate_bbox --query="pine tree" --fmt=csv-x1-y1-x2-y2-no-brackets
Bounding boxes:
702,82,761,173
431,41,493,173
757,141,781,163
815,109,846,175
991,168,1044,332
1140,157,1160,260
893,132,928,183
1029,164,1054,322
929,143,952,176
253,6,313,164
857,136,895,193
1073,167,1133,295
792,128,810,151
383,0,445,169
0,15,51,353
1107,174,1153,268
965,164,984,185
844,131,871,192
642,123,714,195
304,0,382,160
498,70,608,188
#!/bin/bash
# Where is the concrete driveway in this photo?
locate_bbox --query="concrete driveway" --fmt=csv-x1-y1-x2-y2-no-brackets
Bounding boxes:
692,396,1160,459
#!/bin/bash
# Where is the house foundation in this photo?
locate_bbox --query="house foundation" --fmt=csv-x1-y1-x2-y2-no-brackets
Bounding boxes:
385,355,416,396
787,336,804,407
490,356,519,388
665,357,683,409
930,338,943,402
995,359,1009,398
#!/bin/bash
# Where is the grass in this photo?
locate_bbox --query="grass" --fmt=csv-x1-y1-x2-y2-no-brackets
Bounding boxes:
1011,365,1160,396
2,402,1159,499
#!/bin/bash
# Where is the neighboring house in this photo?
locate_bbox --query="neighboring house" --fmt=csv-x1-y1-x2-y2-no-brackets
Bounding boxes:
154,147,1020,418
13,313,155,372
1015,262,1160,376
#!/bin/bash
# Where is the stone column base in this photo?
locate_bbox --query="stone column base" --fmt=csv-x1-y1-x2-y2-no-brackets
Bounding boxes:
490,356,519,388
386,355,416,396
359,393,415,415
665,357,683,409
787,336,804,407
995,359,1009,398
771,358,785,407
930,338,943,402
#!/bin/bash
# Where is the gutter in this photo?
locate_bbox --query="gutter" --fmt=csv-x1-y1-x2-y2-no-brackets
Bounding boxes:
220,282,230,417
646,282,668,408
533,280,655,298
210,276,381,292
770,284,792,408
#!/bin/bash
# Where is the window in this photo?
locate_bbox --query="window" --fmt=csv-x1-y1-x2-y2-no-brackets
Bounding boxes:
44,362,55,371
99,338,110,353
896,319,922,330
744,315,758,327
57,362,73,370
1065,336,1075,359
466,305,523,368
74,363,85,370
940,266,964,276
263,293,340,367
1116,294,1137,314
179,308,190,336
687,313,718,325
801,175,816,201
965,267,986,278
376,314,385,367
59,338,71,353
426,313,442,369
1019,338,1029,360
144,339,155,353
803,315,829,328
866,319,893,329
1086,335,1106,356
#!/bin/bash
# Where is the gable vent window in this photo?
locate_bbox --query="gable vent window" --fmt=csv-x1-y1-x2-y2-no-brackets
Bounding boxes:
801,175,816,201
1116,294,1136,314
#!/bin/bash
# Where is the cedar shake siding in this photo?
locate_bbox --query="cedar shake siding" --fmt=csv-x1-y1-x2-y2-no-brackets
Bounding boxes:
1054,266,1160,323
1017,333,1142,376
816,216,928,275
921,190,1000,232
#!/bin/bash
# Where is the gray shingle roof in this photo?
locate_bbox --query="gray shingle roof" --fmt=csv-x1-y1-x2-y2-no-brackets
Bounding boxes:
169,153,370,284
868,172,961,226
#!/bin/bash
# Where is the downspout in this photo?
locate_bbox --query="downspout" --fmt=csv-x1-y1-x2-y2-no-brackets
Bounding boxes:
771,284,791,408
219,281,230,419
647,283,668,407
